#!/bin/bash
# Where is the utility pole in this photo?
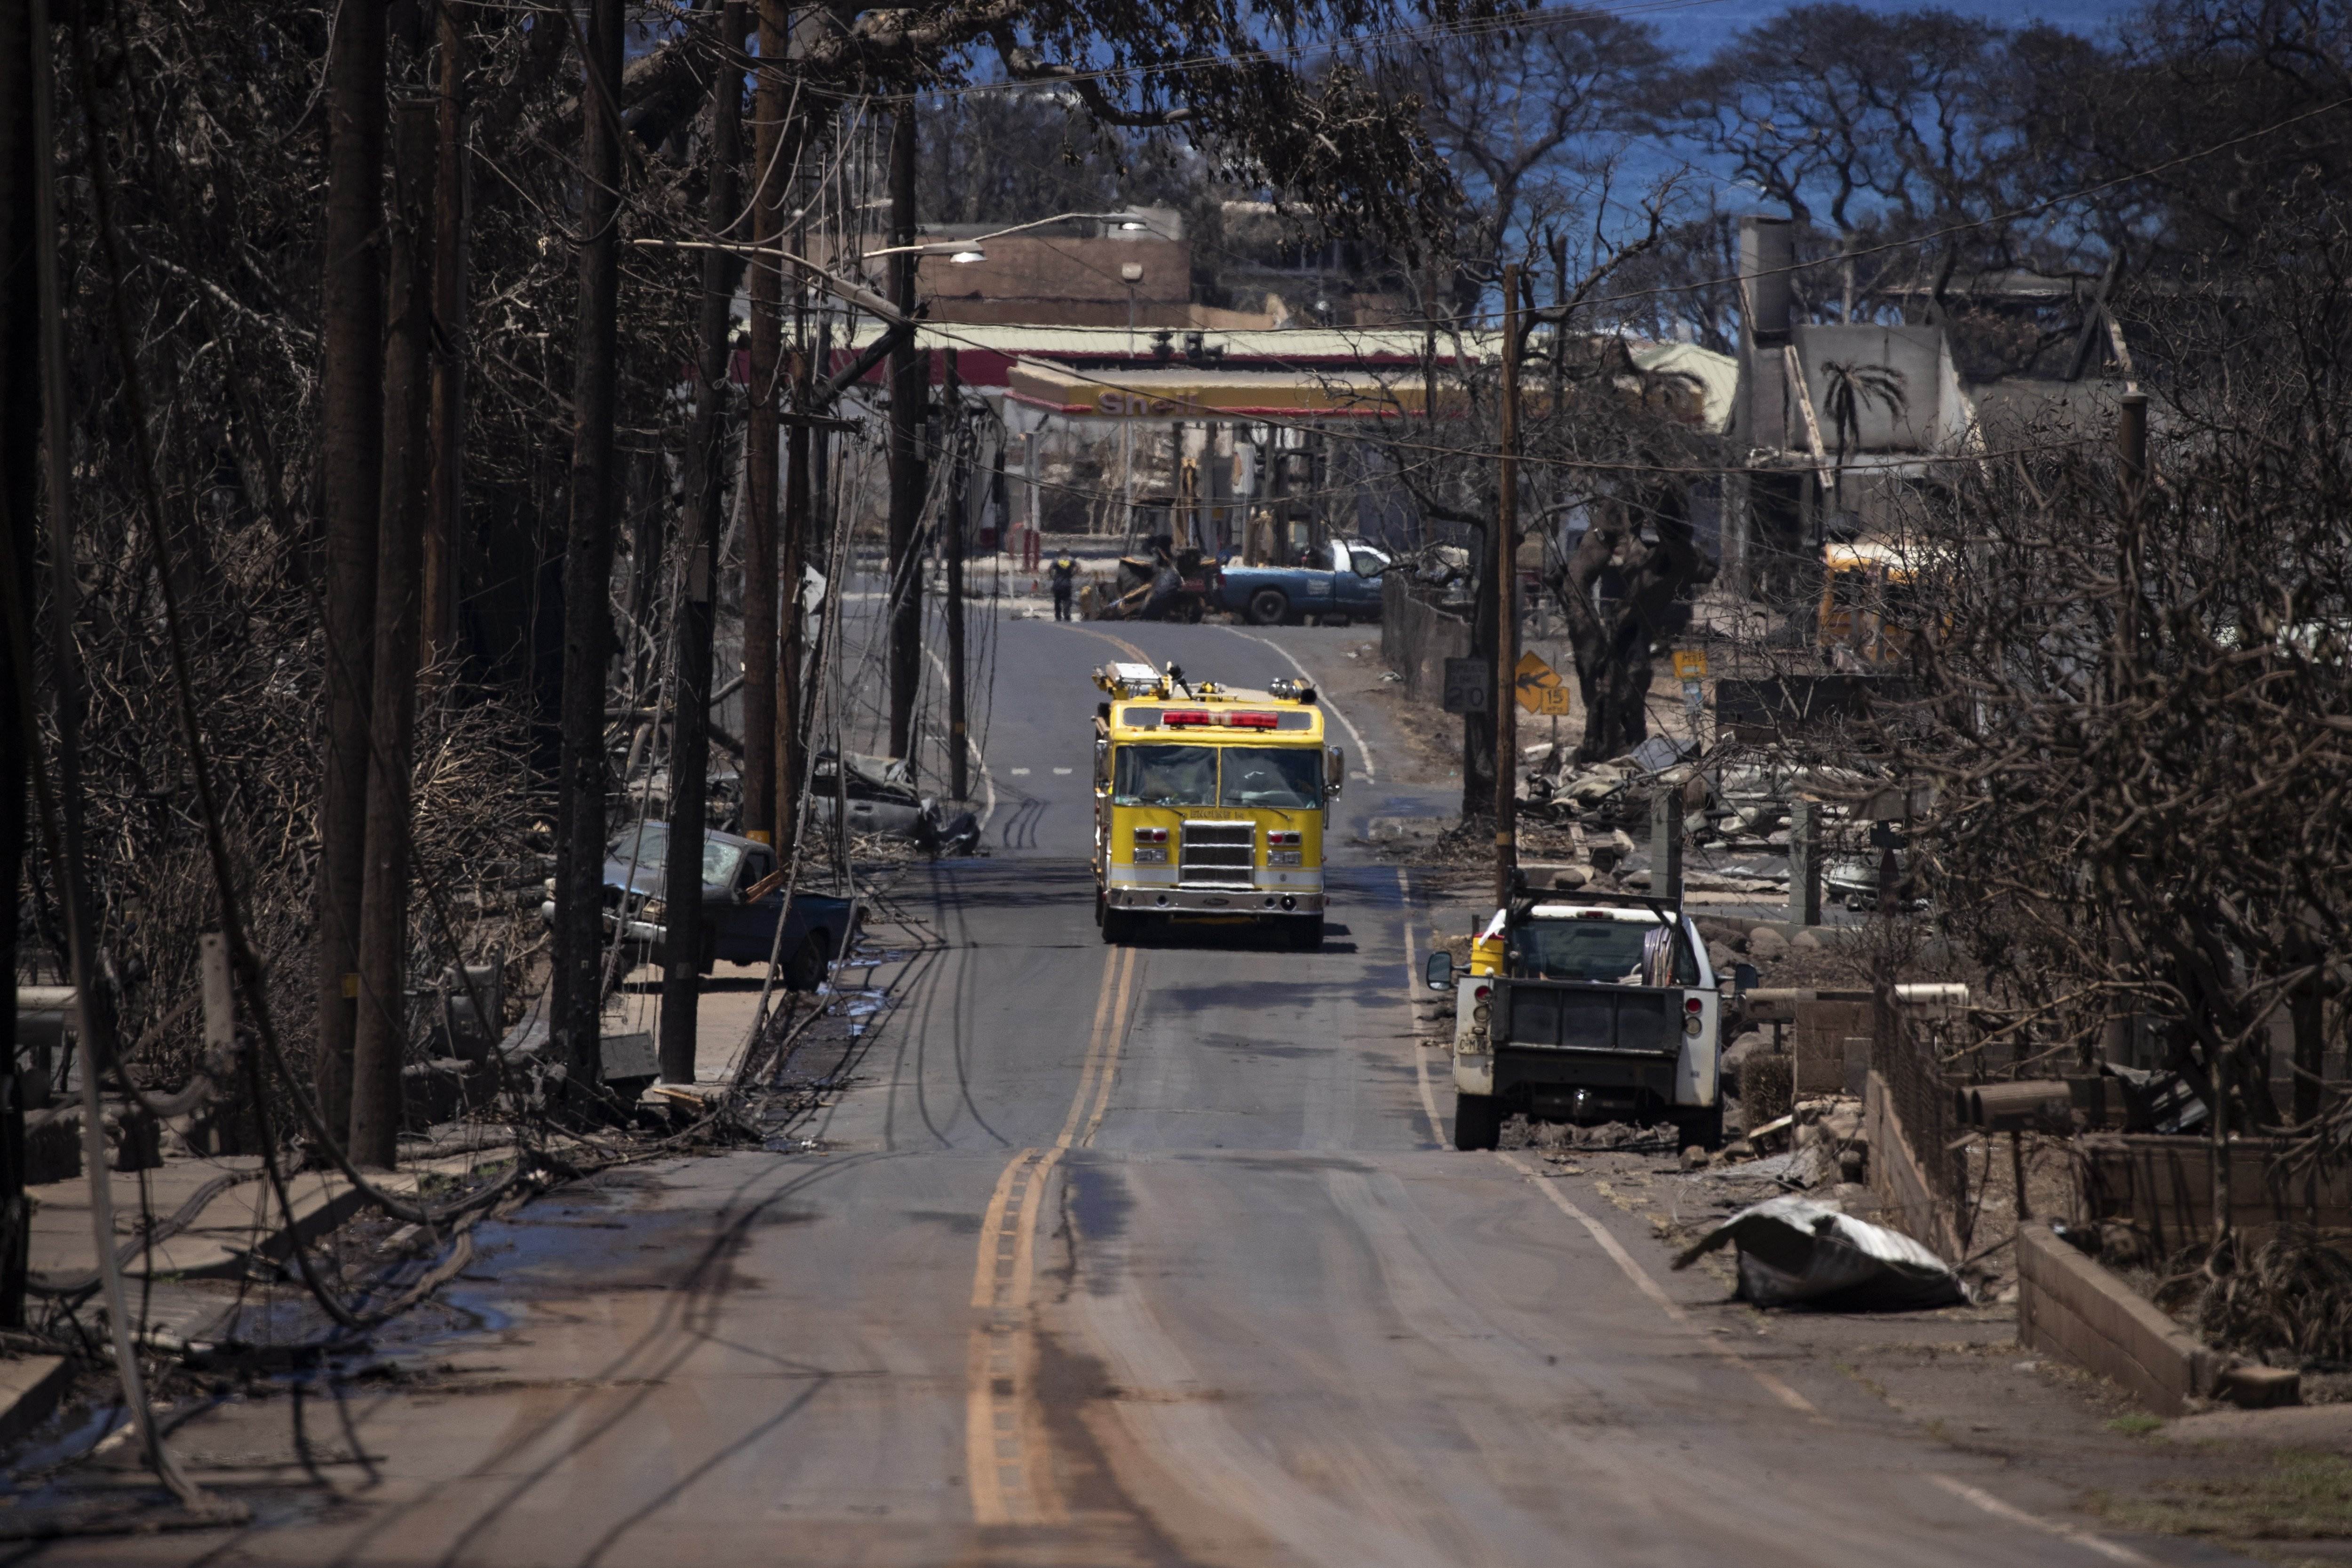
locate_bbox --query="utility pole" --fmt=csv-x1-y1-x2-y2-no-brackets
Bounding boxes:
944,349,968,801
550,0,625,1094
1421,256,1438,432
422,0,469,673
1494,264,1521,909
885,97,924,764
777,213,812,852
659,0,748,1087
350,100,437,1166
740,0,787,844
6,0,50,1329
315,0,388,1151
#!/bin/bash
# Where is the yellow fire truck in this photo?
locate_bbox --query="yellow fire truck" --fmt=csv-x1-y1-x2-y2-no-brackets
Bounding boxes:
1092,661,1342,949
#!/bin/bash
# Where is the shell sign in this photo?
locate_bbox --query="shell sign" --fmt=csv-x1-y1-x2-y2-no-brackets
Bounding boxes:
1095,390,1180,416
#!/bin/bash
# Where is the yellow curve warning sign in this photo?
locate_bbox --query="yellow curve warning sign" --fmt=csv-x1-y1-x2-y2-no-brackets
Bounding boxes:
1514,652,1570,715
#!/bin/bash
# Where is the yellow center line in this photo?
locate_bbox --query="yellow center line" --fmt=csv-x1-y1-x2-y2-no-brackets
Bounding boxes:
966,944,1139,1526
1062,623,1155,664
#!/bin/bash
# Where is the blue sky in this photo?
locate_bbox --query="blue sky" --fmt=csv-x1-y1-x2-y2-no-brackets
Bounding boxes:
1645,0,2136,56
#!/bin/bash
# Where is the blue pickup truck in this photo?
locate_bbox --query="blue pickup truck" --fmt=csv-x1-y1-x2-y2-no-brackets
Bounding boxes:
1214,540,1391,626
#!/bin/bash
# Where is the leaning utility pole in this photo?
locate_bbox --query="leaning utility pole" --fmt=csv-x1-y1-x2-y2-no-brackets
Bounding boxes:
1493,264,1522,908
778,259,811,852
550,0,626,1091
885,97,924,764
315,0,389,1150
740,0,788,844
659,0,748,1086
944,349,968,801
422,0,469,673
350,100,437,1168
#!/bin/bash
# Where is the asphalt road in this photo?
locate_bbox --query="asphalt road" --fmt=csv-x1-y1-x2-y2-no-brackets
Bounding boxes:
37,611,2246,1567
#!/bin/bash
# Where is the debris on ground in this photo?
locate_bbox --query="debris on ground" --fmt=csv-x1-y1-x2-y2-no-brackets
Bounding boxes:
1671,1194,1969,1310
1506,1117,1681,1154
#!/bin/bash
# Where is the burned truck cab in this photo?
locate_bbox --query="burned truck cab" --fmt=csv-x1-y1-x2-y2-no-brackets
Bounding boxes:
1428,892,1722,1152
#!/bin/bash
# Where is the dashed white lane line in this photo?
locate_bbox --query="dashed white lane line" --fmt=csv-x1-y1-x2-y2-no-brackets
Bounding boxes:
1052,766,1073,775
1494,1149,1824,1421
1927,1476,2157,1565
1010,768,1032,776
1221,628,1376,784
1396,869,1446,1148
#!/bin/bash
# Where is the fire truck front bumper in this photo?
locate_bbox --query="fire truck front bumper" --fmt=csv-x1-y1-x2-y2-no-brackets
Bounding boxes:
1104,885,1325,915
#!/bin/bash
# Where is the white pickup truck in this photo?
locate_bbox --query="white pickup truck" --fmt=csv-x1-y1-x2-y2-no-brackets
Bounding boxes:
1424,892,1725,1150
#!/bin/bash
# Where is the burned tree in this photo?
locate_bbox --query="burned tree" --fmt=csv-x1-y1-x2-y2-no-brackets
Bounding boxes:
1549,473,1712,764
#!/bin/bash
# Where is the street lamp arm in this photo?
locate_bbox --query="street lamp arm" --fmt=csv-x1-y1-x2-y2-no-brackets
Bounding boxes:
626,237,910,328
859,210,1144,260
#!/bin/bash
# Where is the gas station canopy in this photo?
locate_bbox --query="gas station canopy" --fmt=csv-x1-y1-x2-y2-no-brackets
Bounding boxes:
1005,358,1453,422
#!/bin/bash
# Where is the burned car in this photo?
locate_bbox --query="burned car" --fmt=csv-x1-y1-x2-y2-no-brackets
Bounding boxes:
543,823,853,988
807,751,978,854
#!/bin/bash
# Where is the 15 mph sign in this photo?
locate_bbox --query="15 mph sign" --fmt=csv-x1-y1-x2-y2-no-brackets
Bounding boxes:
1515,652,1570,715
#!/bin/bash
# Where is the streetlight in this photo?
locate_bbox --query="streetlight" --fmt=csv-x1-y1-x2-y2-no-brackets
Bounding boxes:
857,239,990,263
1120,262,1145,542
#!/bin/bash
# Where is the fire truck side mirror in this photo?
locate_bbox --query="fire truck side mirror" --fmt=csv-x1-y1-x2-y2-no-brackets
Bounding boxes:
1326,745,1344,798
1423,951,1455,991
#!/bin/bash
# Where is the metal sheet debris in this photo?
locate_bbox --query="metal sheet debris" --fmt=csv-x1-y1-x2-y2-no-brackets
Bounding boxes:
1671,1194,1968,1310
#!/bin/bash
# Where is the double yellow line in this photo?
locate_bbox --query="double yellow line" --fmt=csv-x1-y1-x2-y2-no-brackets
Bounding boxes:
964,943,1139,1526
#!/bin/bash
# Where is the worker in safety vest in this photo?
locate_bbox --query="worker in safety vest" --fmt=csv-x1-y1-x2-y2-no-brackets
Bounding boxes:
1049,554,1079,621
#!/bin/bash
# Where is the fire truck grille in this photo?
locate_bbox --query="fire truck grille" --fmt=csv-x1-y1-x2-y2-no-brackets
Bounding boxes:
1178,821,1256,886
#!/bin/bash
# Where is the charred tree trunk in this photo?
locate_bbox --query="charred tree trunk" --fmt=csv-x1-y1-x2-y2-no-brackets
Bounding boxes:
2291,948,2326,1129
315,0,388,1150
551,0,625,1090
2,0,44,1327
422,0,469,674
886,98,924,764
350,99,436,1168
739,0,787,843
660,0,748,1086
1552,486,1709,765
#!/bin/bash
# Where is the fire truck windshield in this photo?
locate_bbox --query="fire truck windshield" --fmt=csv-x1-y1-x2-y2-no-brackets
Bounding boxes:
1113,745,1218,806
1111,744,1322,808
1218,747,1322,809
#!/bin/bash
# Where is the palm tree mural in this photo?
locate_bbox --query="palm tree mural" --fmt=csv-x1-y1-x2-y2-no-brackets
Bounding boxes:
1819,360,1908,509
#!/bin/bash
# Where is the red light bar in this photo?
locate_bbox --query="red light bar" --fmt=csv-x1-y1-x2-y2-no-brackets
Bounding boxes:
1163,709,1212,725
1230,711,1279,728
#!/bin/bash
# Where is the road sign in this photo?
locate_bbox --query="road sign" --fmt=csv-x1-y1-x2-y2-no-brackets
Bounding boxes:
1671,649,1709,681
1514,651,1565,714
1441,657,1488,715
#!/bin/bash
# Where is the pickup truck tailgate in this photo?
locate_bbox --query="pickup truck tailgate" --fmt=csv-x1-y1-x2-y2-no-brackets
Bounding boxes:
1504,981,1681,1054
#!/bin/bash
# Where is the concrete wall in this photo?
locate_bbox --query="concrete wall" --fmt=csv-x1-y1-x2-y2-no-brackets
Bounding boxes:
2016,1222,2217,1415
2080,1134,2352,1252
